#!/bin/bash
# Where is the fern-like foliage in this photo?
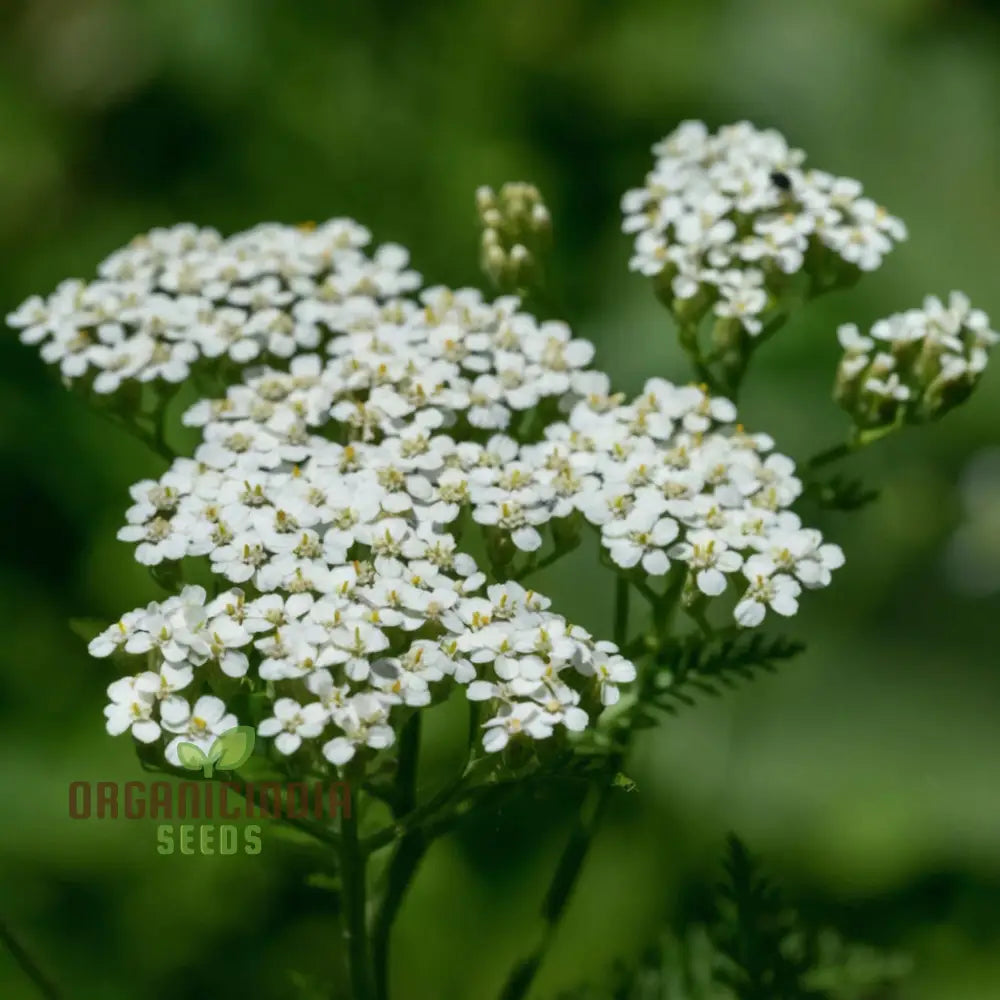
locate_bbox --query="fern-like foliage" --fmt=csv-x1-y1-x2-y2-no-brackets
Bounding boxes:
554,931,724,1000
711,835,826,1000
640,632,805,720
554,836,909,1000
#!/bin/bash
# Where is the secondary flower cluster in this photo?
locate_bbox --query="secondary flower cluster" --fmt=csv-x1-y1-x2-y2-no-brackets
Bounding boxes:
834,292,998,428
621,120,907,334
4,220,420,391
91,578,631,765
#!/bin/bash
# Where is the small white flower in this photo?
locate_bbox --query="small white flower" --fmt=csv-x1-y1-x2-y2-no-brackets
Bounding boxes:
670,529,743,595
482,702,558,753
602,509,679,575
162,695,237,765
734,571,801,627
258,698,328,755
103,677,160,743
322,694,395,765
585,650,637,707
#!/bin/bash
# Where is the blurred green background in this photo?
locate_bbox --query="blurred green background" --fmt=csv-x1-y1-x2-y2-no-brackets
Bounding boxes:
2,1,1000,997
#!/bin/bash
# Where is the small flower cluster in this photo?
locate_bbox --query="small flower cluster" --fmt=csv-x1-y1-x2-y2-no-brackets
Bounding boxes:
621,120,907,334
4,220,420,391
91,576,634,765
835,292,998,427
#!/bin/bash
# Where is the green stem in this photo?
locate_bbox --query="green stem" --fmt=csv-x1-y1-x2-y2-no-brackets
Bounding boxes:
0,918,62,1000
372,715,424,1000
361,756,492,855
394,715,422,817
149,381,182,459
614,576,629,647
678,322,725,396
339,766,374,1000
228,771,340,849
371,835,428,1000
367,704,493,998
496,775,617,1000
88,404,176,463
718,311,790,402
495,577,632,1000
515,543,577,582
808,418,904,470
807,440,856,469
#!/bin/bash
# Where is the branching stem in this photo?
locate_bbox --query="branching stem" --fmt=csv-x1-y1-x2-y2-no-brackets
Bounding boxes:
372,715,425,1000
340,762,375,1000
494,575,636,1000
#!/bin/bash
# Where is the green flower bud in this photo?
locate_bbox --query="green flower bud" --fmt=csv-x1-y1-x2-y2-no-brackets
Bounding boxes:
475,181,553,293
834,294,996,430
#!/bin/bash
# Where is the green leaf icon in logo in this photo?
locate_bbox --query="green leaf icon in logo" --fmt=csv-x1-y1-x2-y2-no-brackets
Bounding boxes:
213,726,255,770
177,742,210,773
177,726,256,778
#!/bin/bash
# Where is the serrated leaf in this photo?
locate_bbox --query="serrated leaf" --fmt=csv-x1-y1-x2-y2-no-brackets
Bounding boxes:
646,633,806,719
211,725,256,770
177,742,209,771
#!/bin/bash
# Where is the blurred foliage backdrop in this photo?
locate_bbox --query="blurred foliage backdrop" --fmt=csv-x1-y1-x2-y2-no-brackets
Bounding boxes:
2,1,1000,998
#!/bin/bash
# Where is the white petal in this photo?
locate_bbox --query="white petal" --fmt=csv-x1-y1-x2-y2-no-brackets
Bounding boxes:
482,727,509,753
734,600,765,628
466,681,496,701
511,527,542,552
642,550,670,576
323,737,356,766
105,710,132,737
697,568,727,596
770,593,799,617
258,718,283,737
131,720,161,743
274,732,302,755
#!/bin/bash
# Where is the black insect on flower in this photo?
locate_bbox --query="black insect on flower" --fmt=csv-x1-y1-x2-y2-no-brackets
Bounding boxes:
769,170,792,191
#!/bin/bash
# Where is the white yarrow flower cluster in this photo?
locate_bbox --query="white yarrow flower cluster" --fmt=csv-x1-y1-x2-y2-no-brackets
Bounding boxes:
835,292,997,427
622,120,907,334
47,215,840,769
4,220,420,391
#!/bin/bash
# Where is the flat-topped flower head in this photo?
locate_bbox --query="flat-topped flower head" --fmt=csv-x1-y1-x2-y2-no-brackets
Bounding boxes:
53,218,841,769
5,219,421,391
622,120,907,335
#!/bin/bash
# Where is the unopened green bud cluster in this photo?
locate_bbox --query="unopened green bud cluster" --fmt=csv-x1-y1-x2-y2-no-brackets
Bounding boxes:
476,182,552,293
